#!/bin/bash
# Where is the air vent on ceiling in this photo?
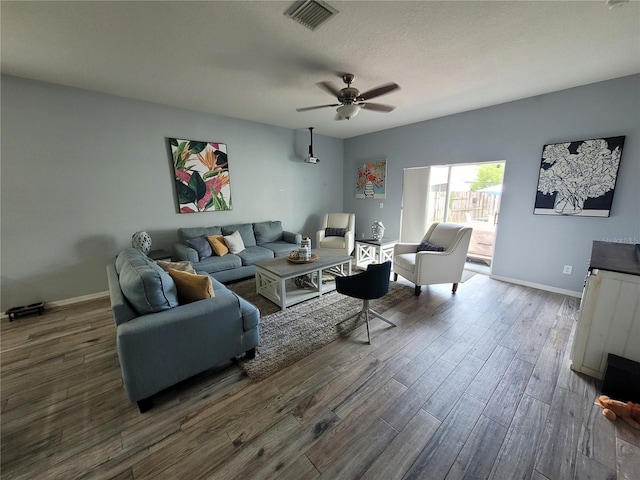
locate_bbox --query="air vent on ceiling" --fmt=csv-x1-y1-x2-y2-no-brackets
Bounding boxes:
285,0,337,31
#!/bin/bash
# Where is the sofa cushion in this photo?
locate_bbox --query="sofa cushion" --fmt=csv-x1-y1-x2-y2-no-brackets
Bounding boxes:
207,234,229,256
224,230,246,254
237,246,274,266
394,253,417,273
186,236,213,260
261,241,297,257
115,248,179,315
167,268,215,304
254,221,283,244
221,223,256,247
319,236,346,249
177,226,223,242
195,254,243,273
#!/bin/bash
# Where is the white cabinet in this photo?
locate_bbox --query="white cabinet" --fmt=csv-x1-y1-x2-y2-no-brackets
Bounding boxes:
570,243,640,379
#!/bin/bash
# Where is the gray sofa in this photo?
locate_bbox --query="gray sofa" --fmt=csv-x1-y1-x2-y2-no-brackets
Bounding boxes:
174,220,301,282
106,248,260,412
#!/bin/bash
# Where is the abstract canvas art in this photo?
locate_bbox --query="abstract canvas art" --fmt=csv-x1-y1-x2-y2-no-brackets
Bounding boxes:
169,138,232,213
533,136,625,217
356,159,387,199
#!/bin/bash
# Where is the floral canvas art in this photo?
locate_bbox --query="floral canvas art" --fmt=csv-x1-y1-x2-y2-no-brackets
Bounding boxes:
169,138,232,213
356,159,387,199
533,136,625,217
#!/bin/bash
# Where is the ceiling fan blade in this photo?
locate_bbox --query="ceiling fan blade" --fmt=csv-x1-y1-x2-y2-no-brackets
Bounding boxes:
296,103,341,112
358,82,400,101
316,81,341,98
360,103,396,112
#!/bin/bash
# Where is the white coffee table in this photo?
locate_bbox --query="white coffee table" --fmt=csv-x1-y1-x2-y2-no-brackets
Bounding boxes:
254,248,352,311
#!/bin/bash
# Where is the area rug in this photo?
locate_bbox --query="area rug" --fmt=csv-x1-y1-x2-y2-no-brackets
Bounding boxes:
227,278,415,382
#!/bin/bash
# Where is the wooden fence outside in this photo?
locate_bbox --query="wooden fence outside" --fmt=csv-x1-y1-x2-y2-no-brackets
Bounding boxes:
432,191,501,224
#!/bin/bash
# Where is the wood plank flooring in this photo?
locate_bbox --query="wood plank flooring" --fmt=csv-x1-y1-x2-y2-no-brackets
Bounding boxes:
2,274,639,479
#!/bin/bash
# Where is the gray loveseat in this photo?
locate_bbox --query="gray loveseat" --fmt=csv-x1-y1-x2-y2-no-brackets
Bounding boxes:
174,220,301,282
107,248,260,412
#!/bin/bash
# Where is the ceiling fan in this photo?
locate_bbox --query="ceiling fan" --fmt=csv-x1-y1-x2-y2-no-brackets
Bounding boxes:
296,73,400,120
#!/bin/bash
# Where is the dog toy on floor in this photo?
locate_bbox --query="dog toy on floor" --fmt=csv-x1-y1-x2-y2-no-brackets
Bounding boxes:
594,395,640,429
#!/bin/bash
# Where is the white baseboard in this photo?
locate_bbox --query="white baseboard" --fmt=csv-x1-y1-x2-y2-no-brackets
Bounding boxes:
489,274,582,298
47,291,110,307
1,291,110,320
2,276,581,321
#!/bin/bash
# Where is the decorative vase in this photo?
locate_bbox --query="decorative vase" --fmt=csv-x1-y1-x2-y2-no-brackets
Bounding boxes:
298,237,311,261
364,181,375,198
132,231,152,255
371,221,385,240
553,193,583,215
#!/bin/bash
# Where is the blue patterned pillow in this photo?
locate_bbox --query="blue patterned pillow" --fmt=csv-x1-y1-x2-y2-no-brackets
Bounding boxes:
325,227,347,237
186,235,213,260
417,241,445,252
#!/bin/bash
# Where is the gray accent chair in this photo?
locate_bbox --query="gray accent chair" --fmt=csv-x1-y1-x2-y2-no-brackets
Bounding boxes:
107,248,260,412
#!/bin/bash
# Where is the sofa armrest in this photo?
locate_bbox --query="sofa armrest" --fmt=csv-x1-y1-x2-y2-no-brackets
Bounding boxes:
282,231,302,245
344,231,354,244
414,250,456,272
316,230,326,245
174,242,199,263
235,294,260,331
107,265,137,326
394,243,420,255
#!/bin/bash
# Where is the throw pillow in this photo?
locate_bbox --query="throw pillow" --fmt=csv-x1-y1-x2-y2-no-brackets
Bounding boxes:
167,268,215,304
417,240,445,252
186,235,212,261
325,227,348,237
156,260,196,274
223,230,245,254
207,234,229,256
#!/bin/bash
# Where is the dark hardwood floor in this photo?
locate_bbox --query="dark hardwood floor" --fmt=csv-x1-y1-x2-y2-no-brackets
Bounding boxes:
2,273,639,479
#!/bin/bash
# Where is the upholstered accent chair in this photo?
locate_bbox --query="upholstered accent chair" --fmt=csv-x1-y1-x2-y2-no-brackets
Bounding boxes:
316,213,356,256
336,261,396,344
393,222,472,296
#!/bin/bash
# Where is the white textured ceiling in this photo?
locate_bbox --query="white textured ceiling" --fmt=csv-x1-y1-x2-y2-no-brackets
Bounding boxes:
2,1,639,139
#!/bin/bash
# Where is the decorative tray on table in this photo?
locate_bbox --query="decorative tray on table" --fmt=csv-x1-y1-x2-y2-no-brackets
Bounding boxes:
287,251,318,263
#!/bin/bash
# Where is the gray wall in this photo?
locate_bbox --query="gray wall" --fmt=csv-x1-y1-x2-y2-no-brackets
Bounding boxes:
3,75,638,309
344,75,640,294
1,75,344,310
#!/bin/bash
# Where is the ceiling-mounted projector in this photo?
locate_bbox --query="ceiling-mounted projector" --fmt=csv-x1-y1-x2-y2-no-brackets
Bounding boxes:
304,127,319,164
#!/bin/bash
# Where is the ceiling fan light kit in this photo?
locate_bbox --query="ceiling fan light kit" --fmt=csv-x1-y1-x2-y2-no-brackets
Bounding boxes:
336,104,361,120
297,73,400,121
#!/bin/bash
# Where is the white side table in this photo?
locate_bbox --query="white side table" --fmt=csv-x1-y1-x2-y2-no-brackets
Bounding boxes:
355,238,398,270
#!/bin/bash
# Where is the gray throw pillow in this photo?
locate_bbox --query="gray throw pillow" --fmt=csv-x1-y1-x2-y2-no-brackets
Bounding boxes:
417,241,445,252
186,235,213,260
325,227,347,237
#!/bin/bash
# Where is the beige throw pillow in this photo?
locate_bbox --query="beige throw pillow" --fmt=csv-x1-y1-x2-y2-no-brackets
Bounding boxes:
223,230,245,254
207,234,229,256
167,268,214,304
156,260,196,274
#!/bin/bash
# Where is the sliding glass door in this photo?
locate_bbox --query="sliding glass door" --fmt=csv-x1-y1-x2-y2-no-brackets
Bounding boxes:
401,162,504,266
